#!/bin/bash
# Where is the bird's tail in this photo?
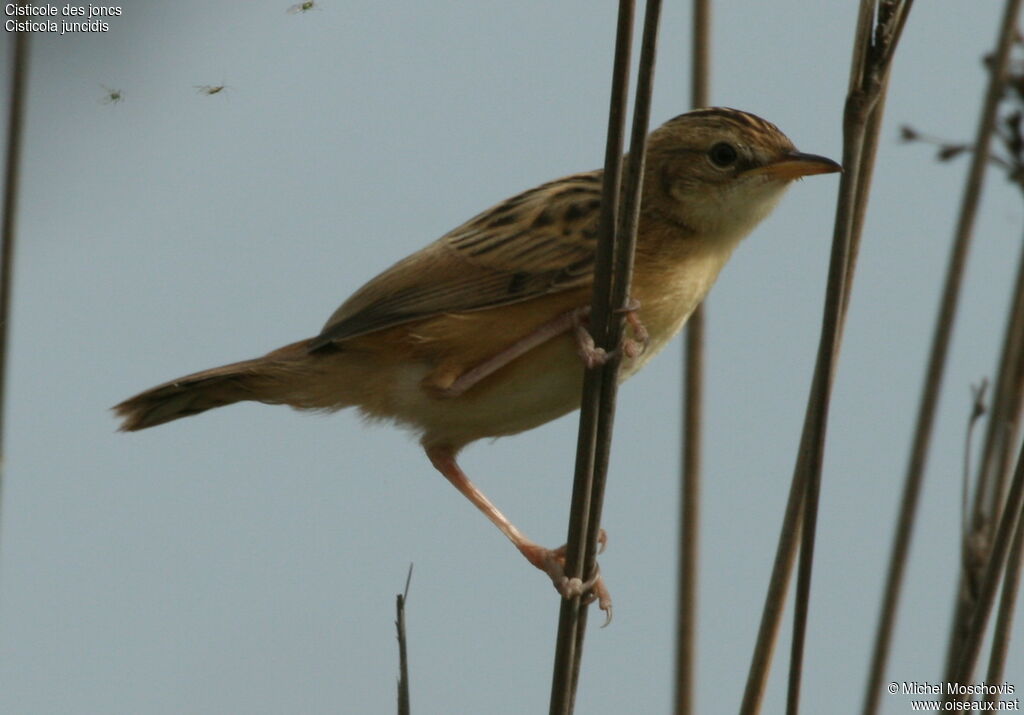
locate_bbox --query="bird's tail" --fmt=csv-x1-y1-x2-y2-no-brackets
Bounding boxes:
113,338,321,431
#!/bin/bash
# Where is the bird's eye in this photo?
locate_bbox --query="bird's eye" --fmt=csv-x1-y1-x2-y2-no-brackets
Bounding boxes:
708,142,738,167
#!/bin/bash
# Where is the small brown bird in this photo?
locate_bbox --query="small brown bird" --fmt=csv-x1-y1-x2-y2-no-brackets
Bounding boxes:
194,83,228,96
287,0,320,14
99,84,123,105
116,107,839,616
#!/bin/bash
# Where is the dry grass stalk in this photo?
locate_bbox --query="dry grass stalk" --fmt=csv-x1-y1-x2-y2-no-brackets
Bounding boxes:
983,500,1024,706
552,1,638,708
0,8,31,548
674,1,711,713
859,2,1023,711
878,5,1023,702
947,436,1024,701
738,2,916,713
395,565,413,715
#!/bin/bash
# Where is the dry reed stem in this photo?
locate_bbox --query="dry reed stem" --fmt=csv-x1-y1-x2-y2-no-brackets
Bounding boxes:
983,501,1024,705
968,234,1024,704
548,1,634,708
940,11,1024,681
0,5,30,544
395,565,413,715
955,234,1024,681
738,3,915,714
673,1,710,713
947,434,1024,700
970,238,1024,544
864,0,1019,705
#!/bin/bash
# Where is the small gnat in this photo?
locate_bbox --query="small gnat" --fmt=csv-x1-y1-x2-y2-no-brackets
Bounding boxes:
99,85,123,105
287,1,320,14
194,84,228,96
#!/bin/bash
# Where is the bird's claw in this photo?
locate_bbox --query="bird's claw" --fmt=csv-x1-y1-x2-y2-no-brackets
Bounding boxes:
536,530,613,626
575,334,610,369
572,299,648,368
551,565,613,625
617,298,650,357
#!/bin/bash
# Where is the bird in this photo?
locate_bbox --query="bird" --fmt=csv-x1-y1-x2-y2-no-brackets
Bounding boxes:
115,107,840,618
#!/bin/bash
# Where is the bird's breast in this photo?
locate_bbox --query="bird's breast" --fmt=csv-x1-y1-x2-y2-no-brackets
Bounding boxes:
621,238,737,377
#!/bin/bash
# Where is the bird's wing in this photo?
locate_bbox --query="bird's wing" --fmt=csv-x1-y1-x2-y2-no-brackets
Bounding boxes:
310,171,603,347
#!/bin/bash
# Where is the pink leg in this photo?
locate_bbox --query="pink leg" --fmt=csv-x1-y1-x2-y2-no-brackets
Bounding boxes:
437,301,649,399
426,445,612,621
439,307,589,398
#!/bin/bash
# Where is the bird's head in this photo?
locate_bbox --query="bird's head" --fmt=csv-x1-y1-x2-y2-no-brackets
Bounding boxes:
642,107,841,243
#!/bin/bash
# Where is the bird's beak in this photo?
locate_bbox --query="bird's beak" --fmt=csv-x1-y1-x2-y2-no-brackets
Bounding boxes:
746,151,842,180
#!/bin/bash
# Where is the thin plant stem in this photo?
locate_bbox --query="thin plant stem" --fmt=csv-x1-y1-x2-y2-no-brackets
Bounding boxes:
971,236,1024,540
948,434,1024,699
548,0,665,710
863,0,1020,708
865,0,1018,695
0,4,31,547
943,25,1024,685
977,236,1024,706
786,89,891,715
674,1,710,713
984,500,1024,705
690,0,709,109
395,564,413,715
740,3,915,713
998,352,1024,515
840,88,888,326
739,431,805,715
585,0,663,594
547,0,633,705
962,380,989,598
676,309,703,715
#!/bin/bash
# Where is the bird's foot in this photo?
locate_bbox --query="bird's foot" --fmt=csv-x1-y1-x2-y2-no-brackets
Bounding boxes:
520,530,613,625
618,298,650,358
572,300,648,367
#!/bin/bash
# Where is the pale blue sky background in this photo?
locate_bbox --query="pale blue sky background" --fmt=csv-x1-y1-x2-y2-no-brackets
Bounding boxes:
1,2,1022,713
